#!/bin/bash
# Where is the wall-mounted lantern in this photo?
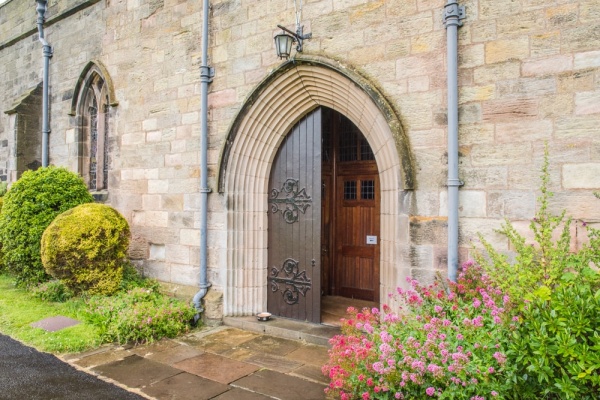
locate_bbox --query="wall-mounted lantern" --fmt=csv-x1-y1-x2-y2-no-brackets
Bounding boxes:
274,1,312,59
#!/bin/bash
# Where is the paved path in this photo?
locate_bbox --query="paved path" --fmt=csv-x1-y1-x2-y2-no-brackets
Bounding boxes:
63,326,330,400
0,333,143,400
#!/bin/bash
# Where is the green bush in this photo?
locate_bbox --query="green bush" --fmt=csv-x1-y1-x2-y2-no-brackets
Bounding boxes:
41,203,130,295
0,167,93,287
84,287,196,344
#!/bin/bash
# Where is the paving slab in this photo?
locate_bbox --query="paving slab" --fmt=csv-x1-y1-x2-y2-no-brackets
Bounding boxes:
173,352,259,384
285,344,330,366
130,338,180,357
73,348,134,369
145,344,203,365
232,369,327,400
30,316,80,332
92,355,181,388
241,353,303,372
142,371,229,400
237,334,302,356
211,388,272,400
289,364,330,385
182,327,260,353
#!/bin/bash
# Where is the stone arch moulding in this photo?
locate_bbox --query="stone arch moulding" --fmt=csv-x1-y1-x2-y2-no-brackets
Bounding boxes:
69,60,118,116
218,56,416,317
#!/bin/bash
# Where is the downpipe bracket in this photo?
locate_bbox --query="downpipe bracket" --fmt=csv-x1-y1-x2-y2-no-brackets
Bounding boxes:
200,66,215,83
443,3,466,27
447,178,464,187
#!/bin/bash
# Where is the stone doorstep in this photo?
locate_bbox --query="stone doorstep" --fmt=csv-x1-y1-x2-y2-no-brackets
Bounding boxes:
223,316,340,347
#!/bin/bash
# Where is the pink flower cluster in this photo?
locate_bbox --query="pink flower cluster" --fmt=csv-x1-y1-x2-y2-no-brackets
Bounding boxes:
323,261,516,399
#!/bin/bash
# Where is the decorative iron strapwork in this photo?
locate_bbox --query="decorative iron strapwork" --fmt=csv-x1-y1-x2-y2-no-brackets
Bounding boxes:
268,178,312,223
268,258,312,305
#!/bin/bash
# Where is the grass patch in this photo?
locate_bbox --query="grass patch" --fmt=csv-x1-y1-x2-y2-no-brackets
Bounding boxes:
0,274,101,353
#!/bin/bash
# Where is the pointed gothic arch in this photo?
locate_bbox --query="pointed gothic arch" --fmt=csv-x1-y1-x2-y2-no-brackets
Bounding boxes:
71,61,117,191
218,56,416,317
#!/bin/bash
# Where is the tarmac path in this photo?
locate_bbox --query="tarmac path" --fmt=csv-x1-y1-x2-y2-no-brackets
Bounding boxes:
0,334,143,400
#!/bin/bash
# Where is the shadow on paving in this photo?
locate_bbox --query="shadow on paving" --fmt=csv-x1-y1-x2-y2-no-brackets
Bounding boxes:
0,334,143,400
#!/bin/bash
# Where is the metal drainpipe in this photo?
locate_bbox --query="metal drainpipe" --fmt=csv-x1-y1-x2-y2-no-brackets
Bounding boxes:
443,2,465,283
192,0,214,324
36,1,53,167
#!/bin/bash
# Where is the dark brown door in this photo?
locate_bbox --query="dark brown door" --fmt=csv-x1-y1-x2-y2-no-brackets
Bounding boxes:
267,108,321,323
322,108,380,303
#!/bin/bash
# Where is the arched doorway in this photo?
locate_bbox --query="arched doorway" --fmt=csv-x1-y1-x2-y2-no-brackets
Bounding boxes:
218,58,415,320
266,107,380,323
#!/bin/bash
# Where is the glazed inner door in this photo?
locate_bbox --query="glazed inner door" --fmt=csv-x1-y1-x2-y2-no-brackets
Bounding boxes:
322,108,380,303
267,108,322,323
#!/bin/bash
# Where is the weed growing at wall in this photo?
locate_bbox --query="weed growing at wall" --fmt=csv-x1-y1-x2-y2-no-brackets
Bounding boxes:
84,287,196,344
0,167,93,287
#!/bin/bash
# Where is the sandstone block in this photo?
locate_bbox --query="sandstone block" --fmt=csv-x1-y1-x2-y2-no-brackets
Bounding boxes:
563,163,600,189
396,53,444,80
166,245,191,265
485,37,529,64
148,179,169,193
531,31,561,57
458,44,485,69
555,116,600,139
471,143,532,166
473,61,520,84
145,211,169,228
545,4,578,28
482,98,538,122
459,123,494,145
495,120,552,143
439,190,487,218
180,228,201,246
497,10,545,36
487,191,536,219
522,55,573,77
575,91,600,115
574,50,600,69
561,23,600,53
497,77,556,98
461,166,508,189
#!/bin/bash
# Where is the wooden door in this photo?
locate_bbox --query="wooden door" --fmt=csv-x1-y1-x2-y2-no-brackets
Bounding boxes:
322,108,380,303
267,108,321,323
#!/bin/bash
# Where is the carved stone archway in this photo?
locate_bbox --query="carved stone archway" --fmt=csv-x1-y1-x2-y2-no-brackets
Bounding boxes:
218,56,415,317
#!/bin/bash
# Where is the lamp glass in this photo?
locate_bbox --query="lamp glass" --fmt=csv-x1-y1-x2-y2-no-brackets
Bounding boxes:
274,33,294,59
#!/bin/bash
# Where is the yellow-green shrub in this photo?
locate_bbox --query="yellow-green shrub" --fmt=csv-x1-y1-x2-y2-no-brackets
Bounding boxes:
41,203,130,295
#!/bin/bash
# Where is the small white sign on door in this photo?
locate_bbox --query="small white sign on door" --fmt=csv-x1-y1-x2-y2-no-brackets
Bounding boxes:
366,235,377,245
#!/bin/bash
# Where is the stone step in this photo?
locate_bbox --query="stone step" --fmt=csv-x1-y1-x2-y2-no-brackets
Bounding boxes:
223,316,340,347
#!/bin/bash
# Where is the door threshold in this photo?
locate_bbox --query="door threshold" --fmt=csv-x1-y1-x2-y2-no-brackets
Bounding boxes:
223,316,340,347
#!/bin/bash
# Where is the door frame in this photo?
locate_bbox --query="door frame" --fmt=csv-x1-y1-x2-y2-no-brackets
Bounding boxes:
218,58,415,318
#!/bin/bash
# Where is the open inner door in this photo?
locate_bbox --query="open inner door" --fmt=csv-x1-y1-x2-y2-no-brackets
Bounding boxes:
321,108,380,303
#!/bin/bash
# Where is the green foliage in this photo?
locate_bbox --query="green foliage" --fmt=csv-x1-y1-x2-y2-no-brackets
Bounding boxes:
0,167,93,287
32,280,75,302
474,147,600,305
473,147,600,399
119,261,160,292
510,268,600,399
41,203,130,295
84,287,197,344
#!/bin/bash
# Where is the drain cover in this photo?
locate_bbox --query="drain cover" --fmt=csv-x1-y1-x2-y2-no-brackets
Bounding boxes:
30,316,80,332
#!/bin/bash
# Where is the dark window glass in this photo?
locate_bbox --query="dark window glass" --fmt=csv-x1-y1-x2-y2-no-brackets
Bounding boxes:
361,180,375,200
344,181,357,200
339,117,358,162
360,137,375,160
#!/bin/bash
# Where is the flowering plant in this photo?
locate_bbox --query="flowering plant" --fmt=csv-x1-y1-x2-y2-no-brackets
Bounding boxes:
323,262,518,400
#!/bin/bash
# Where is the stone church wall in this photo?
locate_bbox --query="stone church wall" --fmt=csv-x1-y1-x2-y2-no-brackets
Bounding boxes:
1,0,599,318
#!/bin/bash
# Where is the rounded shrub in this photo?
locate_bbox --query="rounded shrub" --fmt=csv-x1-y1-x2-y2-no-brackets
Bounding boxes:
41,203,130,295
0,167,93,287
